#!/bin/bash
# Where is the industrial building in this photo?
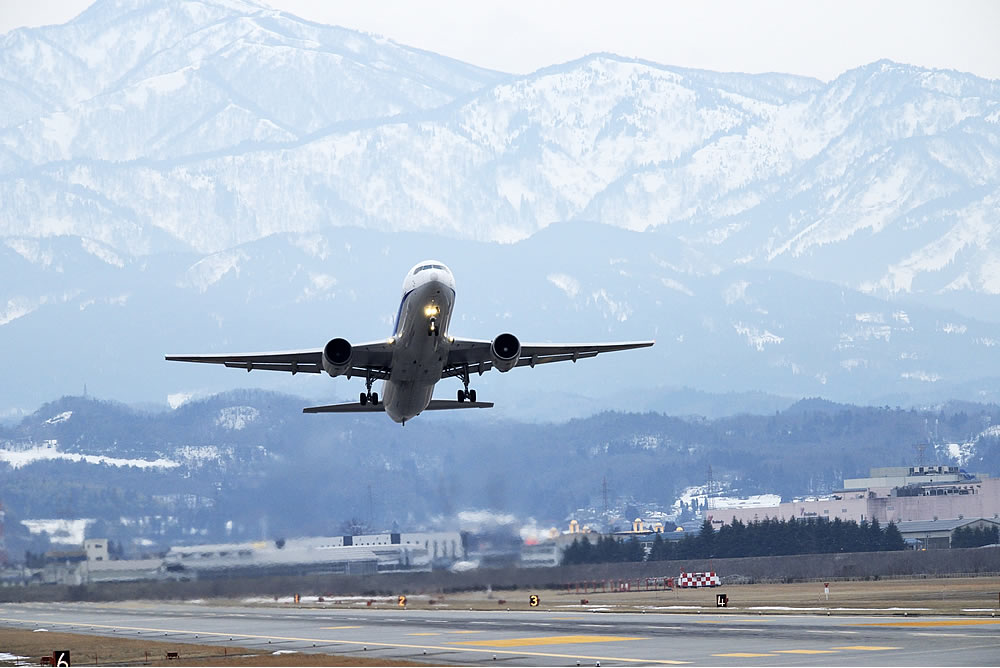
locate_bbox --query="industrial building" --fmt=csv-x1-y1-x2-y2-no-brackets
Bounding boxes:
896,518,1000,550
713,466,1000,545
163,531,462,579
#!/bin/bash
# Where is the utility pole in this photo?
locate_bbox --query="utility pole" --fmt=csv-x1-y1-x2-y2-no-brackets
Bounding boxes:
367,484,374,530
706,464,714,511
1,501,8,566
601,477,609,522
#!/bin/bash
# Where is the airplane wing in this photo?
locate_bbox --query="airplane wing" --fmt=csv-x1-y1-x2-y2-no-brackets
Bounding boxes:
165,340,395,380
303,400,493,414
442,338,654,378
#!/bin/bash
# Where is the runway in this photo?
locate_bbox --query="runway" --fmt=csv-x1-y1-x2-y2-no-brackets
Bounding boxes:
2,601,999,665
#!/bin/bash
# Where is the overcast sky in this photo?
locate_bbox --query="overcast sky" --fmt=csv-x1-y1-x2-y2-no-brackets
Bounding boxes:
2,0,998,81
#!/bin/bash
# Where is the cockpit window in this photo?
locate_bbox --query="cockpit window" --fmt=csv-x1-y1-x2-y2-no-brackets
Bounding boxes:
414,263,446,274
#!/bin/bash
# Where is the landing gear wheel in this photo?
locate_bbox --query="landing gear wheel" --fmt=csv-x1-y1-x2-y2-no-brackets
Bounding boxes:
469,389,477,403
359,392,368,406
457,389,466,403
371,392,379,406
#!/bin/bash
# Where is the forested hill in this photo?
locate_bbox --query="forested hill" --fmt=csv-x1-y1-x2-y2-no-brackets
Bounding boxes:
1,391,998,557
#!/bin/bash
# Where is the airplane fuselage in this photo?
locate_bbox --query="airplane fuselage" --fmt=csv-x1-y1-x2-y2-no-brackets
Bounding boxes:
381,262,457,423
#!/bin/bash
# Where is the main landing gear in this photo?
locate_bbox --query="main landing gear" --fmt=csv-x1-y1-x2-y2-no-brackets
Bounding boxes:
456,364,477,403
359,373,378,406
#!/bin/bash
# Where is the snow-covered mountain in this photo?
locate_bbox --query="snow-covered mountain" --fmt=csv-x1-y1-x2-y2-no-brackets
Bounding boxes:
1,0,998,414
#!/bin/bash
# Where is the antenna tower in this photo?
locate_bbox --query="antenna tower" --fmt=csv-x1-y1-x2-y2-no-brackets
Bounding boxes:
914,443,927,468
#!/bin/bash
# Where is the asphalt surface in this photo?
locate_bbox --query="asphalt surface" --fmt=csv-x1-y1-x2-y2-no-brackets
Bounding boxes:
1,601,999,666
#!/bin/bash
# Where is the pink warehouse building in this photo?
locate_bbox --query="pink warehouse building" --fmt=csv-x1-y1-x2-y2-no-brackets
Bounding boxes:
709,466,1000,529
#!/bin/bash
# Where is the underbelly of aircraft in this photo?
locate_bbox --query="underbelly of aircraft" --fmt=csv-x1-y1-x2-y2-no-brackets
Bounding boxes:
382,380,435,423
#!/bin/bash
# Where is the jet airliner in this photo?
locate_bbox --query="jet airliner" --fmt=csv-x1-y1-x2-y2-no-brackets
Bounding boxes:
166,261,654,424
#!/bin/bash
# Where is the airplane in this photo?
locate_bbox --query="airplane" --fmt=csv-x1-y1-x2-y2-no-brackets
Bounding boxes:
166,260,654,424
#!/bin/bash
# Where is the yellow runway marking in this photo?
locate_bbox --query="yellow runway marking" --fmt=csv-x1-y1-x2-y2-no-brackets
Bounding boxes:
856,619,1000,628
713,653,777,658
320,626,361,630
0,617,687,665
450,635,645,648
774,649,838,654
833,646,900,651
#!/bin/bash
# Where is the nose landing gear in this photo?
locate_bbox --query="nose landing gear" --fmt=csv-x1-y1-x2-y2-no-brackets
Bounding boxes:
428,317,438,336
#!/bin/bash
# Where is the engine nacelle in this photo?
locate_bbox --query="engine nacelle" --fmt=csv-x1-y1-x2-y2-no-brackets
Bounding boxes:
490,333,521,373
322,338,352,377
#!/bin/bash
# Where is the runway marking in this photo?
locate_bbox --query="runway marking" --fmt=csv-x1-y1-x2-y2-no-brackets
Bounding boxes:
857,619,1000,628
773,649,838,654
449,635,645,648
714,653,777,657
910,632,979,638
446,630,481,634
0,617,687,665
832,646,900,651
320,626,361,630
695,619,774,624
407,632,440,636
805,630,859,634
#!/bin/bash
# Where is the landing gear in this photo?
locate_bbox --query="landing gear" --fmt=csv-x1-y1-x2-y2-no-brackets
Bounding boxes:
457,364,477,403
428,317,438,336
359,372,378,406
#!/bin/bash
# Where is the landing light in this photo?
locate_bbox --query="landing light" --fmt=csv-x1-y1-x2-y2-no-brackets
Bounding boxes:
424,304,440,317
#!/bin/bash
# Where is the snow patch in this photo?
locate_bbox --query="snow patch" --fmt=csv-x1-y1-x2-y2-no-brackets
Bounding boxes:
81,238,125,268
733,322,783,351
216,406,259,430
945,442,973,466
0,297,39,326
0,442,179,470
547,273,580,298
661,278,694,297
5,238,54,267
901,371,942,382
167,393,192,409
44,411,72,424
179,250,249,292
21,518,94,544
724,281,750,305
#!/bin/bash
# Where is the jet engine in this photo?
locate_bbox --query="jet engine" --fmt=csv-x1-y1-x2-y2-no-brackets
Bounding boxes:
490,333,521,372
322,338,352,377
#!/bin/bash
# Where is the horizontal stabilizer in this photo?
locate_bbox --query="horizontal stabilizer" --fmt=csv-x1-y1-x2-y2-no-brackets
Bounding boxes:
425,400,494,410
303,400,493,414
303,402,385,413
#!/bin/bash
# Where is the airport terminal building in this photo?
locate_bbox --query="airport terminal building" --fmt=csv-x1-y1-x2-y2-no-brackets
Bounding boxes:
711,466,1000,541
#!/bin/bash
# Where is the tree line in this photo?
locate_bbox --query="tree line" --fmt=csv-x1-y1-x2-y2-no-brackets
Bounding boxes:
562,517,906,565
951,524,999,548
